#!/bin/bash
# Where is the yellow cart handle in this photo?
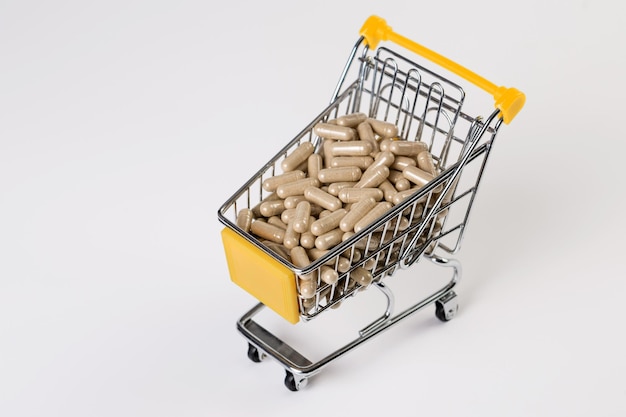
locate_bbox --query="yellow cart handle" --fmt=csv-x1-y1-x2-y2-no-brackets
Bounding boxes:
360,15,525,124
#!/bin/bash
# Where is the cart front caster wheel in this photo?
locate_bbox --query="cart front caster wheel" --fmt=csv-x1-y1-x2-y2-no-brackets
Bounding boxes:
247,344,265,363
284,371,308,392
435,291,459,322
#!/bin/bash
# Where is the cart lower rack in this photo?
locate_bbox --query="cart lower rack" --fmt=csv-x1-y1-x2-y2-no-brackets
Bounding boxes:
218,16,524,391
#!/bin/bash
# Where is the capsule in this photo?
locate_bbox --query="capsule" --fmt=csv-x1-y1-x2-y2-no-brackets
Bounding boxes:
259,199,285,217
395,178,411,191
322,139,336,168
283,222,301,249
378,180,398,202
330,156,374,170
307,247,330,262
280,208,296,224
354,233,382,251
356,121,379,154
330,141,373,156
403,165,435,187
334,112,368,128
284,195,307,209
263,240,291,260
338,187,383,204
339,197,377,232
250,220,285,243
336,256,351,273
370,151,395,169
276,178,320,199
354,165,389,188
262,170,306,192
327,181,358,196
320,266,339,285
354,202,393,233
310,208,347,236
290,246,311,269
342,247,362,263
391,156,417,171
318,166,362,183
416,151,437,176
314,228,344,250
300,231,316,249
267,216,288,230
350,267,373,287
367,118,398,138
391,188,420,206
304,186,343,211
251,192,280,217
298,278,317,299
292,201,312,233
314,122,357,141
363,257,377,270
307,154,323,181
379,138,395,152
389,140,428,156
282,142,315,172
236,209,253,232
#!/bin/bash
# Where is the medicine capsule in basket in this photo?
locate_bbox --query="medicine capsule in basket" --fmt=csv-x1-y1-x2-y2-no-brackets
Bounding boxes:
330,141,373,156
314,228,344,250
350,267,373,287
282,142,315,172
416,151,437,176
310,209,347,236
330,156,374,170
367,118,398,138
355,165,389,188
304,187,343,211
292,201,312,234
318,167,362,183
403,165,435,188
250,220,286,243
337,187,383,204
334,112,367,128
340,197,377,232
276,178,320,199
314,123,357,141
236,209,253,232
354,202,393,233
262,170,306,192
389,140,428,156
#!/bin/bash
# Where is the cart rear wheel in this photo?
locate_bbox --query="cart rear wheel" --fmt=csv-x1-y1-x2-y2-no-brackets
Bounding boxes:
435,291,459,322
247,344,264,363
284,371,308,391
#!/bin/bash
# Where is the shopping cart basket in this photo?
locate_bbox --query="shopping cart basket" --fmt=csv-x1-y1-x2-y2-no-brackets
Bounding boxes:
218,15,525,391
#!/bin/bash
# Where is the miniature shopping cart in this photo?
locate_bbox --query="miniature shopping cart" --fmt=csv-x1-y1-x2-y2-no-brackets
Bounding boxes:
218,15,525,391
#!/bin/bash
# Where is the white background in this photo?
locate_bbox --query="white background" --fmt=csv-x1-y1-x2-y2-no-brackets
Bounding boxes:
2,1,625,416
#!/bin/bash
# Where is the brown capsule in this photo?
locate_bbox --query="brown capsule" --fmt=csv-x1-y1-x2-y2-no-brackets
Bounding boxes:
342,247,362,263
267,216,288,230
342,231,355,241
378,180,398,202
350,267,373,286
262,170,306,192
389,140,428,156
283,222,301,249
290,246,311,269
396,178,411,191
307,247,330,262
262,240,291,260
367,118,398,138
280,208,296,224
338,187,383,204
236,209,253,232
327,181,358,196
354,202,394,233
318,209,333,219
314,122,357,141
320,266,339,285
354,165,389,188
300,231,316,249
307,154,323,181
276,178,320,199
310,209,347,236
259,199,285,217
354,233,382,251
356,121,379,154
330,141,373,156
330,156,374,170
315,228,344,250
370,151,395,169
304,187,343,211
379,138,395,152
318,166,362,183
298,278,317,299
292,201,312,233
250,221,285,243
340,197,377,232
363,257,377,270
336,257,351,273
403,165,435,188
335,112,368,128
322,139,336,168
282,142,315,172
416,151,437,176
251,192,280,218
391,156,417,171
392,188,420,206
284,195,307,209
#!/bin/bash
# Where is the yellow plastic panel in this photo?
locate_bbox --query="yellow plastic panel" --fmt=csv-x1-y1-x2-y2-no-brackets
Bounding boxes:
221,228,299,324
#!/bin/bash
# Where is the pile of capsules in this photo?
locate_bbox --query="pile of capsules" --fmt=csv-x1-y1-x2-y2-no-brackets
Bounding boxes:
235,113,449,309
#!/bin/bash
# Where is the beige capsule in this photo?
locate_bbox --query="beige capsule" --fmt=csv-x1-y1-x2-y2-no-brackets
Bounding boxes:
403,165,435,188
379,138,395,152
314,228,344,250
342,247,362,263
307,247,330,262
391,156,417,171
354,201,394,233
370,151,395,169
304,186,343,211
284,195,307,209
354,233,382,251
307,154,323,181
318,209,333,219
378,180,398,202
298,278,317,299
330,156,374,170
416,151,437,176
314,122,357,141
389,140,428,156
396,178,411,191
290,246,311,269
276,178,320,199
342,231,355,241
356,121,379,154
250,220,285,243
354,165,389,188
292,201,312,234
391,188,421,206
310,208,347,236
283,222,301,249
340,197,377,232
327,181,358,196
363,256,377,270
336,256,351,273
259,199,286,217
367,118,398,138
262,170,306,192
251,192,280,217
267,216,288,230
280,208,296,224
300,231,316,249
282,142,315,172
322,139,336,168
320,266,339,285
330,141,373,156
334,112,368,128
262,240,291,260
338,187,383,204
318,166,362,183
236,209,254,233
350,266,373,287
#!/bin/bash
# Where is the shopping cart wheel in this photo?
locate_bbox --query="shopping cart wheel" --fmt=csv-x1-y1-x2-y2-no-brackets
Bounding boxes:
247,343,265,363
435,291,459,322
284,371,308,392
